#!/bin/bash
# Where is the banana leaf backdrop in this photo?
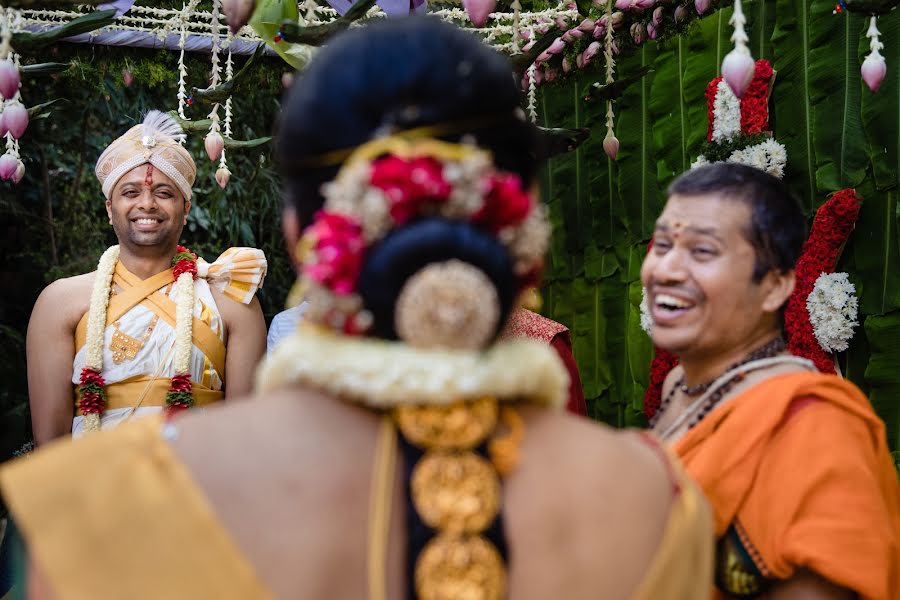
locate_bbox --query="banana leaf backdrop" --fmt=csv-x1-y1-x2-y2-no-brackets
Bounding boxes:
537,0,900,453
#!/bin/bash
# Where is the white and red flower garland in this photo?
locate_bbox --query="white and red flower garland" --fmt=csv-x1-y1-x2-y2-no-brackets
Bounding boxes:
297,138,550,335
78,244,198,432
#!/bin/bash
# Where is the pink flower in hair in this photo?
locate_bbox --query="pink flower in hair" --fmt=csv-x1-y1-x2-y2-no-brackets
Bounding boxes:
304,212,365,295
370,155,452,225
473,172,533,233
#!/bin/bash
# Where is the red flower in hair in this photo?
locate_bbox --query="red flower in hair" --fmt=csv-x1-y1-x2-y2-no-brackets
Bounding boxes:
370,156,452,225
304,211,365,295
472,173,533,233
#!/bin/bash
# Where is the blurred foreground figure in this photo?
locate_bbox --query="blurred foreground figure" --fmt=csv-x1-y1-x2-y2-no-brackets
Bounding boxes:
3,19,711,600
644,163,900,599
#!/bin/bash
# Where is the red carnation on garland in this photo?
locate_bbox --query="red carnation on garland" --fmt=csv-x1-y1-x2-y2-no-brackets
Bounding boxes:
784,189,861,373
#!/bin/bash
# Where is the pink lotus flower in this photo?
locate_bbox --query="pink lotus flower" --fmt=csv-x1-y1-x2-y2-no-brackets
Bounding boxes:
205,131,224,161
603,133,620,160
223,0,255,35
0,60,19,100
304,211,365,295
4,101,28,139
695,0,710,14
215,166,230,189
861,51,886,93
0,153,17,180
578,18,595,32
463,0,496,27
721,48,756,98
547,38,566,55
583,41,602,64
12,160,24,184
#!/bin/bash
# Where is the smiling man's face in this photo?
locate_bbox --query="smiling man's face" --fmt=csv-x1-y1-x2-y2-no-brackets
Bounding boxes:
106,163,190,250
640,193,777,361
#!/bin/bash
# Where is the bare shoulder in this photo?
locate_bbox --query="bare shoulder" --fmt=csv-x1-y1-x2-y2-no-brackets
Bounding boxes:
30,271,95,328
209,288,264,329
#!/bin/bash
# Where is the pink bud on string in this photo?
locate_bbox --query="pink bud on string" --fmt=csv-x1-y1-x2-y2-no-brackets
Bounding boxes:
547,38,566,55
603,133,620,160
12,160,24,184
578,19,596,32
463,0,497,27
215,166,231,189
861,52,886,92
0,153,17,180
0,109,7,138
674,5,689,22
0,60,20,100
205,131,225,162
695,0,711,15
583,41,602,65
4,101,28,139
721,48,755,98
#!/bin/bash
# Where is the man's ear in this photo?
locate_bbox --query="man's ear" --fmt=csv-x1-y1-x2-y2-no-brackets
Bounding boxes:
282,205,302,273
105,199,113,224
761,269,796,313
183,199,191,225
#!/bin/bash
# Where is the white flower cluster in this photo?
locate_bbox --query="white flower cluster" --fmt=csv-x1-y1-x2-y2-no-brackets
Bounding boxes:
711,80,742,142
639,286,653,335
172,271,196,374
807,272,859,353
84,245,121,370
728,138,787,179
692,139,787,179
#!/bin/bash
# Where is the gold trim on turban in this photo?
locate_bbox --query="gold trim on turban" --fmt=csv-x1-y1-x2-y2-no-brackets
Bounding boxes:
95,111,196,201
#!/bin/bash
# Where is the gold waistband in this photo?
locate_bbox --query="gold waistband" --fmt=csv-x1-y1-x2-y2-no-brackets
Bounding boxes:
74,376,223,415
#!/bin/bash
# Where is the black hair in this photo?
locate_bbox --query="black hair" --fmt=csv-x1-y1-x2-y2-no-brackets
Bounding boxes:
357,218,517,340
667,163,806,282
276,17,542,227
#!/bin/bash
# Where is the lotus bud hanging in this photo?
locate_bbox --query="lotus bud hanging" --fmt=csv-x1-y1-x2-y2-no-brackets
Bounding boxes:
610,12,625,28
0,109,6,138
647,22,659,39
215,166,231,189
674,4,688,22
562,56,572,73
463,0,497,27
4,101,28,139
633,0,655,10
593,24,606,39
614,0,631,9
205,131,225,162
861,51,886,93
695,0,710,14
578,18,596,32
0,153,17,180
576,52,584,69
721,47,755,98
12,160,24,184
583,41,602,65
547,38,566,55
652,6,665,27
603,132,620,160
0,60,20,100
223,0,255,35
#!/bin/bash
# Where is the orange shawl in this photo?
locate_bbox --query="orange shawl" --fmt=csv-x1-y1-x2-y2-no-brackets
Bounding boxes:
675,372,900,599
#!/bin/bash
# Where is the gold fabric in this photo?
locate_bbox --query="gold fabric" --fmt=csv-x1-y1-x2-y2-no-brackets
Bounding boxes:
0,416,272,600
72,376,223,414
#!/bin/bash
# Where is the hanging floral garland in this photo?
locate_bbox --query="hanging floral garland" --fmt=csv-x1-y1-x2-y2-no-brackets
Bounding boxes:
78,245,198,431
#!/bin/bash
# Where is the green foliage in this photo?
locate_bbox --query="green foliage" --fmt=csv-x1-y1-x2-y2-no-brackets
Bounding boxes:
699,133,770,162
539,0,900,446
0,43,294,457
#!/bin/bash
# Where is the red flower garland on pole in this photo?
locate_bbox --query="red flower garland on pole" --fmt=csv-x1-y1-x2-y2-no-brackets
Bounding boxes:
784,189,861,374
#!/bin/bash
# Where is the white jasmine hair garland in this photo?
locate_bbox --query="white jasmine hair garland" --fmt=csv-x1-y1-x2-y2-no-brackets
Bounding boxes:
806,272,859,353
77,245,198,432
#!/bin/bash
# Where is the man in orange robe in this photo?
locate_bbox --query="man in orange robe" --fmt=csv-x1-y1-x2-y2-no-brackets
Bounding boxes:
643,163,900,598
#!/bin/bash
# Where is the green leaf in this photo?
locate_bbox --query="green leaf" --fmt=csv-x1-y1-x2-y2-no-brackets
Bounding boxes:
809,6,869,191
651,35,692,194
250,0,311,70
12,10,116,53
772,0,819,211
847,186,900,315
864,311,900,451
